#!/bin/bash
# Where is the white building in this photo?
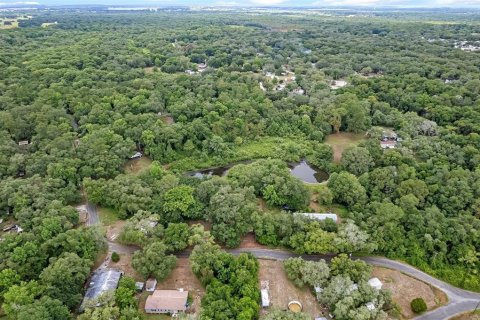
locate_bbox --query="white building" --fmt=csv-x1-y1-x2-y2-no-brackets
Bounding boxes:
261,289,270,308
368,277,383,290
295,212,338,223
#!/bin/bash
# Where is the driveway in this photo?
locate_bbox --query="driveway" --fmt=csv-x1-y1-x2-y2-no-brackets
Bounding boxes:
86,202,100,226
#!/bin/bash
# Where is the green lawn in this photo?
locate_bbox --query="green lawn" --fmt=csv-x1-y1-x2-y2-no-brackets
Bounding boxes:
325,132,367,163
98,207,120,226
124,157,153,175
168,136,313,172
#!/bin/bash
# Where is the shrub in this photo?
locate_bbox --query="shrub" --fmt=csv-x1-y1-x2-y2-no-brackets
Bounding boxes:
111,252,120,263
410,298,427,313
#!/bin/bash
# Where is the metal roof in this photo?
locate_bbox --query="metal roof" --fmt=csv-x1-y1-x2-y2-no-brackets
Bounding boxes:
84,268,123,300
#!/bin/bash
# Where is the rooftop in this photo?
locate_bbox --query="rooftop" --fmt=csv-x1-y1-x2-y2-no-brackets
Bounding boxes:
295,212,338,222
145,290,188,311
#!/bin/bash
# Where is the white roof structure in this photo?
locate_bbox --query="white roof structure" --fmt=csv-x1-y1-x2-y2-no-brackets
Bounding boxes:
129,152,143,159
295,213,338,222
314,285,323,294
261,289,270,307
368,277,383,290
366,302,376,311
146,278,157,292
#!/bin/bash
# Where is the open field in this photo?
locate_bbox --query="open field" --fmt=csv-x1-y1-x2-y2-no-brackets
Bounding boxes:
258,259,325,318
98,207,120,226
372,267,448,319
325,132,367,163
124,156,152,175
0,16,31,29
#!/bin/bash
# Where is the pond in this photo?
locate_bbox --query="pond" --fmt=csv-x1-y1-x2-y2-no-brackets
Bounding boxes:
288,160,329,184
188,160,329,183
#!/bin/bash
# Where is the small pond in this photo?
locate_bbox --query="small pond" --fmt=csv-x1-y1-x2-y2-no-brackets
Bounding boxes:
188,159,328,183
288,160,329,184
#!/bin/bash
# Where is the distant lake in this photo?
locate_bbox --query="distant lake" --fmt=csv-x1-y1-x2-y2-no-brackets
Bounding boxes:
289,160,329,184
188,159,329,183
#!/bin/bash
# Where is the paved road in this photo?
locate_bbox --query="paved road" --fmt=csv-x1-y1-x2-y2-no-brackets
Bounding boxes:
86,202,100,226
225,248,480,320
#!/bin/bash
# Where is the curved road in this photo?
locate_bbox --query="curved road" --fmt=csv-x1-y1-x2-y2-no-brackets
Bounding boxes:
84,203,479,319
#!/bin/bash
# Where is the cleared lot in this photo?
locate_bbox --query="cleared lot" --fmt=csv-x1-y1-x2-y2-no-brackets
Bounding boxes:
258,259,325,318
372,267,448,319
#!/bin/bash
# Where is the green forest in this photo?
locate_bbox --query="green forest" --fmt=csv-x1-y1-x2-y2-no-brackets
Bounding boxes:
0,8,479,320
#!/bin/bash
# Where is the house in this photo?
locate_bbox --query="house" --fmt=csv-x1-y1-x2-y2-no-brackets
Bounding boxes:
145,289,188,314
135,282,145,292
292,88,305,95
185,69,196,75
129,152,143,160
146,278,157,292
261,289,270,308
18,140,29,146
295,212,338,223
81,268,123,311
368,277,383,290
198,61,207,72
380,140,396,149
366,302,376,311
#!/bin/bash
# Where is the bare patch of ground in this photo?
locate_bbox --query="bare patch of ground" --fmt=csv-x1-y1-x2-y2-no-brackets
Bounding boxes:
372,267,448,319
161,115,175,125
239,232,269,249
325,132,366,163
144,67,156,74
259,259,325,318
106,220,126,241
449,311,480,320
155,258,205,317
330,79,348,89
108,252,143,280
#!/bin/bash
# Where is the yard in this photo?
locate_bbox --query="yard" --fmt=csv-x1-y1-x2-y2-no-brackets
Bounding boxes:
153,258,205,318
124,156,153,175
258,259,325,319
372,267,448,319
325,132,366,163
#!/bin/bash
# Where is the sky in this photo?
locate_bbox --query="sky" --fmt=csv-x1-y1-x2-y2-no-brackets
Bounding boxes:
1,0,480,7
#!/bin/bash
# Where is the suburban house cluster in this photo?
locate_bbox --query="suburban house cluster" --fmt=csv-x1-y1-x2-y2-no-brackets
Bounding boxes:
81,269,188,316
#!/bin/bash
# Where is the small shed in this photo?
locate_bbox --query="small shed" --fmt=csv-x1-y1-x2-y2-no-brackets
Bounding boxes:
368,277,383,290
135,282,145,292
18,140,29,146
314,285,323,294
129,152,143,160
261,289,269,308
146,278,157,292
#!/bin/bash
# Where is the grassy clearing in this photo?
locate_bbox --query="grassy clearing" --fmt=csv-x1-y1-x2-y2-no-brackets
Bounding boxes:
98,207,120,226
168,136,313,172
325,132,366,163
124,157,152,175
